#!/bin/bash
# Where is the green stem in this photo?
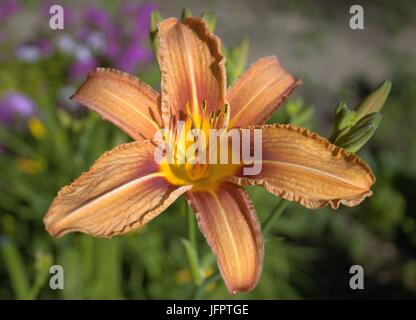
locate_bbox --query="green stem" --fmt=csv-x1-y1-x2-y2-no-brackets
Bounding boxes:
262,199,290,236
187,202,197,249
183,200,204,287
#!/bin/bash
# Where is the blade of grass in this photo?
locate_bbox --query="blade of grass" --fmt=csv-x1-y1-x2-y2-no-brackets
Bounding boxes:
0,237,30,299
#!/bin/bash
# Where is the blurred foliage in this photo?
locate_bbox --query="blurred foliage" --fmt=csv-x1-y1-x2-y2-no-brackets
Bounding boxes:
1,1,416,300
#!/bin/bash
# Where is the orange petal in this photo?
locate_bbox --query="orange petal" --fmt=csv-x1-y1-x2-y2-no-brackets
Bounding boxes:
71,68,162,140
157,17,226,126
187,183,263,293
44,140,191,238
227,56,300,128
230,124,375,209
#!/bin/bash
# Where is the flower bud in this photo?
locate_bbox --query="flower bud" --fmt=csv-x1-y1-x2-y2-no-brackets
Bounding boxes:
149,10,163,52
355,80,391,120
334,112,383,153
333,101,356,132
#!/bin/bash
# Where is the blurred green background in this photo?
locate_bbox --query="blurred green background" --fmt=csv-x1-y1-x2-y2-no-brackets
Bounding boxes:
1,0,416,299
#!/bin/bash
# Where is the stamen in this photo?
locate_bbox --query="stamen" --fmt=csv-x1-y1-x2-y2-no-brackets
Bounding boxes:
202,100,207,114
223,103,229,118
211,110,221,128
209,110,215,125
166,100,230,182
186,102,191,118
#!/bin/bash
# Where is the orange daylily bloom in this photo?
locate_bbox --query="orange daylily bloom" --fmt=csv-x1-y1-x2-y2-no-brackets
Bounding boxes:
44,17,375,294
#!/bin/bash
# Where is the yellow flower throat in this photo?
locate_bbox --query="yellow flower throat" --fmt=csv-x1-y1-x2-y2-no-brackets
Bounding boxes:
160,100,240,190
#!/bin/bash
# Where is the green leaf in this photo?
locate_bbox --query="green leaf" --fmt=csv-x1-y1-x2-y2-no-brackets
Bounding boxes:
28,250,53,299
226,38,249,85
201,12,217,32
181,239,204,286
0,237,30,299
181,8,192,20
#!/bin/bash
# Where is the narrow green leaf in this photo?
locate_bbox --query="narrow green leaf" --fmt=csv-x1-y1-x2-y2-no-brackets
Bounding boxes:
0,237,30,299
201,12,217,32
181,239,204,286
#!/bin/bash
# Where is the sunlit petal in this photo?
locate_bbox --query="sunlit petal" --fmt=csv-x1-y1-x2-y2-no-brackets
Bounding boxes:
44,140,191,237
227,56,300,128
230,124,375,209
187,182,263,293
157,17,226,127
71,68,162,140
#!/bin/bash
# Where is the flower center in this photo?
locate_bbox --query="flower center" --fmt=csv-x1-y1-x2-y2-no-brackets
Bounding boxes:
160,101,241,190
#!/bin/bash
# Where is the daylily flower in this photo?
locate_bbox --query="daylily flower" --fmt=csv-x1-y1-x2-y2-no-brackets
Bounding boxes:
44,17,375,293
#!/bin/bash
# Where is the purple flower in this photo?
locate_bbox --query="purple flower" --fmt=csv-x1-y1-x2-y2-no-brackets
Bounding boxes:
15,39,53,63
56,34,78,54
16,45,41,63
84,6,111,31
37,38,53,55
81,6,121,60
69,57,98,79
120,1,158,39
50,3,157,76
133,2,158,39
117,43,152,73
0,92,37,127
101,24,120,59
0,103,13,125
0,0,19,21
104,35,120,60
